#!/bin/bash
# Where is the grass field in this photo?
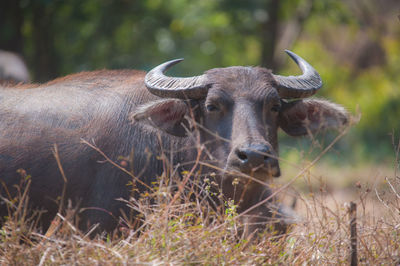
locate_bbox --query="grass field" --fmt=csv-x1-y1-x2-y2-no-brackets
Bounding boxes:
1,158,399,265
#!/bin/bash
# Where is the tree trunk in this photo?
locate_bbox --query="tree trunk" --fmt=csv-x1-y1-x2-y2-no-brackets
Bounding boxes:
0,0,24,54
31,2,59,82
260,0,280,69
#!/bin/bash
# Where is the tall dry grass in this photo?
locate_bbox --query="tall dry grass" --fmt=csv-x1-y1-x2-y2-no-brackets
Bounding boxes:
1,166,399,264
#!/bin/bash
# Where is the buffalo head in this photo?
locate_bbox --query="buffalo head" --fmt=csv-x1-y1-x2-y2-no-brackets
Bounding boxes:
133,50,347,205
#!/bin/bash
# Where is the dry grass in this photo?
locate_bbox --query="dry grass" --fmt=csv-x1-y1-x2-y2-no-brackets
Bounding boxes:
1,160,400,265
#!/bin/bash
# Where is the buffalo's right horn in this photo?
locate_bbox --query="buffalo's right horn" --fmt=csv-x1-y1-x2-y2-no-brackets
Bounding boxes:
273,50,322,99
145,59,210,99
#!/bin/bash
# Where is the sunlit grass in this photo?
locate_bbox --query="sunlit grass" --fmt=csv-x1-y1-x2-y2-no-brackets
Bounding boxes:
1,159,399,264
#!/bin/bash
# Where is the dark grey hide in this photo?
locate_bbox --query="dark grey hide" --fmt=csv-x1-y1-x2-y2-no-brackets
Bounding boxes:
0,51,348,235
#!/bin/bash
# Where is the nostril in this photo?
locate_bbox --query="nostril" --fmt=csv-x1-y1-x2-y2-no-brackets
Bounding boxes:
231,144,278,172
237,151,248,161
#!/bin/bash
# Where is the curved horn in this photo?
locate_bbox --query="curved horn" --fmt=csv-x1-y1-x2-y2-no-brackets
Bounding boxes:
273,50,322,99
145,59,209,99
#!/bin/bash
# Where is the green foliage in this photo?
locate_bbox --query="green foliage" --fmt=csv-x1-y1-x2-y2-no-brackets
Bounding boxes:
288,32,400,160
1,0,399,161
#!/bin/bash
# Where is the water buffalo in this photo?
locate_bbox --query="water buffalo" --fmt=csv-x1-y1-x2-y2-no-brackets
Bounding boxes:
0,51,348,235
0,50,30,84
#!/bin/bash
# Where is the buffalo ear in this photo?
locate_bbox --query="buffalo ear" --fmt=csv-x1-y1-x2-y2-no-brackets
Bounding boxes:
279,99,348,136
132,99,190,137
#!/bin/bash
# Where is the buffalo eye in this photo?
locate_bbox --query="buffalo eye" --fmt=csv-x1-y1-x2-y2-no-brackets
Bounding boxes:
271,104,281,113
206,104,219,112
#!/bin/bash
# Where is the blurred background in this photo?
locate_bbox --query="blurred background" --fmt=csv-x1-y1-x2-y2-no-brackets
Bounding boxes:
1,0,399,179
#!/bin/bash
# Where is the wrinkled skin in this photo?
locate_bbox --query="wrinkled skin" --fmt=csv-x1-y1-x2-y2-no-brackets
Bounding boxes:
0,65,348,235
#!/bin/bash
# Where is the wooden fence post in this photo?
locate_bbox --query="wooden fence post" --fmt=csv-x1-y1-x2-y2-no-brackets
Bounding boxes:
349,201,357,266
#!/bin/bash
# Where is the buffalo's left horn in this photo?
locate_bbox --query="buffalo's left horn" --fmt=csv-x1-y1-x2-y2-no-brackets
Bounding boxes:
145,59,210,99
273,50,322,99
